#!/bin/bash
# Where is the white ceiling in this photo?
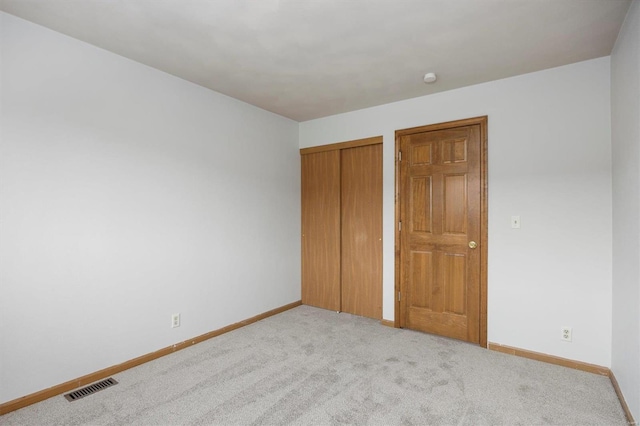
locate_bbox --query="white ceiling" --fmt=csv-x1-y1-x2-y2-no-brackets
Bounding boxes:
0,0,631,121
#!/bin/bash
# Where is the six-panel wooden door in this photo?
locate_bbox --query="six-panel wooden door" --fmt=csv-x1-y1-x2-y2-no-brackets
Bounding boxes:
397,119,485,344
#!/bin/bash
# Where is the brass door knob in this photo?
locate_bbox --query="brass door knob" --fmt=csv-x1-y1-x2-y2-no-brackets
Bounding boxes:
468,241,478,249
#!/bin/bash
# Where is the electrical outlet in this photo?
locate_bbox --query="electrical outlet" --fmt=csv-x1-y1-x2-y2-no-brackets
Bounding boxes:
561,326,572,342
171,313,180,328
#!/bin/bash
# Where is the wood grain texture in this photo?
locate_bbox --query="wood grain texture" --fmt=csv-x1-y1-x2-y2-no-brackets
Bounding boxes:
478,117,488,348
609,370,637,426
488,342,609,376
340,144,383,319
489,343,635,421
380,319,396,328
394,136,403,328
299,136,382,155
0,301,302,416
400,124,480,343
301,150,341,311
395,117,487,346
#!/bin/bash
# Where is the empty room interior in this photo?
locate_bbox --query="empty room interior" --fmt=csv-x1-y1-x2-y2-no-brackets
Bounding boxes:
1,0,639,424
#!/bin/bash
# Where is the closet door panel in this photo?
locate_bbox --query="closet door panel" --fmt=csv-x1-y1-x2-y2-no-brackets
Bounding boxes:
301,150,341,311
341,144,383,319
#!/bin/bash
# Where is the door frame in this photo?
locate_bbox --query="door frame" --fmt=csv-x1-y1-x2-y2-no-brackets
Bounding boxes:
394,116,488,347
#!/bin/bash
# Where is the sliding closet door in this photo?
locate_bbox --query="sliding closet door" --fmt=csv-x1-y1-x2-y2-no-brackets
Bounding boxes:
301,150,341,311
341,144,383,319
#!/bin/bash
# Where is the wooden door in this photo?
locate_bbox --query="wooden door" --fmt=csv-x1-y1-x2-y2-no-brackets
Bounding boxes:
397,117,486,344
341,144,383,319
301,150,341,311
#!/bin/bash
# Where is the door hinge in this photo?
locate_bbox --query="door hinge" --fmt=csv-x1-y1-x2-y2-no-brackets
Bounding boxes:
398,151,402,161
398,291,401,301
398,221,402,231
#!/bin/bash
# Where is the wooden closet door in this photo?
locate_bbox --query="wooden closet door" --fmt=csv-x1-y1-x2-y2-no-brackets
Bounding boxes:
301,150,341,311
341,144,383,319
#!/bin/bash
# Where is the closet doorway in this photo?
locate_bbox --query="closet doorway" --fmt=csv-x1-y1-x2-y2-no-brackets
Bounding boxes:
301,137,382,319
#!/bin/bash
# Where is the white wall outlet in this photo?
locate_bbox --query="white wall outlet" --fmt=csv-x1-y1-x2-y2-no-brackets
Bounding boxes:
511,215,521,228
171,313,180,328
561,326,572,342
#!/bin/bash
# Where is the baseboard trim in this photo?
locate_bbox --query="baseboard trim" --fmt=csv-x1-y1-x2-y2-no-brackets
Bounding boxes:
609,370,637,425
489,343,636,424
0,300,302,416
488,342,609,376
380,319,396,328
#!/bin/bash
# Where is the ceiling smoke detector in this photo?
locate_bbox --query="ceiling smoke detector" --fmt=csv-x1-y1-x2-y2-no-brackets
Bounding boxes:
423,72,437,84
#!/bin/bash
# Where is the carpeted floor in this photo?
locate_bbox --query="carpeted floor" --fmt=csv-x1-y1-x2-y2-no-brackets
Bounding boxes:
1,305,627,425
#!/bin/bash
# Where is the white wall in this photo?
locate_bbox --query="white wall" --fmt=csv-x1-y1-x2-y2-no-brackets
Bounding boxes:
300,58,613,367
611,0,640,420
0,12,300,404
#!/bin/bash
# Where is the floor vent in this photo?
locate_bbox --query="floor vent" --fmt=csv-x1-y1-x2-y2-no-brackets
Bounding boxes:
64,378,118,402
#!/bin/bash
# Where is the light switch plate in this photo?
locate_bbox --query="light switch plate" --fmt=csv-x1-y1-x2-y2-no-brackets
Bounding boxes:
511,216,521,228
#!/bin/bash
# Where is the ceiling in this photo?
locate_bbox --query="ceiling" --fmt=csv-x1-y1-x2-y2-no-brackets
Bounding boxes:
0,0,631,121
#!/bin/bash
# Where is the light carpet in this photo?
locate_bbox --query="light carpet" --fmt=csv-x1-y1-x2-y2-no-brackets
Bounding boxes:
1,305,627,425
